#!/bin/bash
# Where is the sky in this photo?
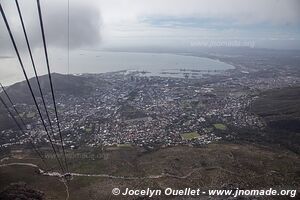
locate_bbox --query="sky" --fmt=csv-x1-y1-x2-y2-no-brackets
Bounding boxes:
0,0,300,85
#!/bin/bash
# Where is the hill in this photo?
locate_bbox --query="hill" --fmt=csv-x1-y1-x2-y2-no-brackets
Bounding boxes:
251,87,300,153
0,143,299,200
0,73,106,131
2,73,96,104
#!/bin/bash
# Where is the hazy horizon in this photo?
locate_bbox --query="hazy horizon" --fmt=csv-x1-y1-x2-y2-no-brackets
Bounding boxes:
1,0,300,85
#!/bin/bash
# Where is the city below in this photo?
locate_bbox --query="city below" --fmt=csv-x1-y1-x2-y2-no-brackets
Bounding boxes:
1,49,299,151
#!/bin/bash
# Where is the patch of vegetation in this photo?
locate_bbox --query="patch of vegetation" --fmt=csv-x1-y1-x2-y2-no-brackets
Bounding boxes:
117,144,133,148
26,112,36,118
85,128,92,133
213,123,227,130
180,132,200,140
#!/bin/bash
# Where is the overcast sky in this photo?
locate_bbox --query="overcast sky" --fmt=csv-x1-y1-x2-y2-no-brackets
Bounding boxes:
0,0,300,85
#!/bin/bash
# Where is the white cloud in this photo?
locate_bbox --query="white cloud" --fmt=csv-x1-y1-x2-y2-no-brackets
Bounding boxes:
97,0,300,25
96,0,300,48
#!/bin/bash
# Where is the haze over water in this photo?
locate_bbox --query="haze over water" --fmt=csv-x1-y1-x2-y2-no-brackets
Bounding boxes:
1,51,233,86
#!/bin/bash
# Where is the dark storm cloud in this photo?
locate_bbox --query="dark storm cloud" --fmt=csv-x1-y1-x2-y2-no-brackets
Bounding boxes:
0,0,102,54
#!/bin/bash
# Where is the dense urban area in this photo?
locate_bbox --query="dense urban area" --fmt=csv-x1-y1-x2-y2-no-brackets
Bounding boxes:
1,49,299,150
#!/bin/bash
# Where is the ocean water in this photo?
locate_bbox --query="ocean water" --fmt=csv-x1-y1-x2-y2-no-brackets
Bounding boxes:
1,51,234,85
70,51,234,78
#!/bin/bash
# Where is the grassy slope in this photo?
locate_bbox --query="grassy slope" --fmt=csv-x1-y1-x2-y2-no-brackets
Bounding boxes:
251,86,300,153
0,143,299,200
251,87,300,122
